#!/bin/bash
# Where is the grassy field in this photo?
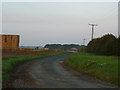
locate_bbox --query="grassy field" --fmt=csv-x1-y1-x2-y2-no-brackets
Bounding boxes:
64,53,119,86
2,50,67,83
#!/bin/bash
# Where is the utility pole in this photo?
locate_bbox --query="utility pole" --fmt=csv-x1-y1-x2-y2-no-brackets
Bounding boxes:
89,24,98,40
82,38,86,46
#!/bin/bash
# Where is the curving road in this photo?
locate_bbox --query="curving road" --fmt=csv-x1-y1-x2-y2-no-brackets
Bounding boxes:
12,53,116,88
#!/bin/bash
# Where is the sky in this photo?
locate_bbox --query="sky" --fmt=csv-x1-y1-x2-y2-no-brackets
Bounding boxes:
1,2,118,46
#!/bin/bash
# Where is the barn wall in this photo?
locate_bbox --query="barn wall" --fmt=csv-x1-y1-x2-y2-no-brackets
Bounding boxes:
0,35,20,50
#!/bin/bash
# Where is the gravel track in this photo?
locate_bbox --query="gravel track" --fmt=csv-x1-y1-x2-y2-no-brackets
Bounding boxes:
12,53,116,88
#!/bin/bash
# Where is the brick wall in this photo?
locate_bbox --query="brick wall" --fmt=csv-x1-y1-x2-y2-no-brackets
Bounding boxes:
0,35,20,50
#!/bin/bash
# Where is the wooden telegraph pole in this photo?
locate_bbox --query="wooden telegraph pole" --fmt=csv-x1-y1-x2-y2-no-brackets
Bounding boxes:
89,24,98,40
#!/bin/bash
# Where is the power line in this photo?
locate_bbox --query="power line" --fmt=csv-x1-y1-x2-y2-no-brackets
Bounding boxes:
89,24,98,40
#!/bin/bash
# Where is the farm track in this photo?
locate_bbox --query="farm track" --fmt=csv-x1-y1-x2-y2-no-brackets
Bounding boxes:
12,53,116,88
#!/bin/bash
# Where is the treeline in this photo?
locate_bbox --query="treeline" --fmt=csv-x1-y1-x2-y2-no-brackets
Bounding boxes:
87,34,119,56
44,44,80,50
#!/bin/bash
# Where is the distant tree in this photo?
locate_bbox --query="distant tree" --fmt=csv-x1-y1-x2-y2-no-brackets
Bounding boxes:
35,47,39,50
44,44,80,50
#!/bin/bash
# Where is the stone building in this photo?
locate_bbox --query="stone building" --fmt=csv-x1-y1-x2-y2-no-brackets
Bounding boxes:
0,35,20,50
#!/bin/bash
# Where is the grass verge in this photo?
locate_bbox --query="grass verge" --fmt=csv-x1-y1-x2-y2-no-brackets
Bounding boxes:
64,52,119,86
2,51,67,83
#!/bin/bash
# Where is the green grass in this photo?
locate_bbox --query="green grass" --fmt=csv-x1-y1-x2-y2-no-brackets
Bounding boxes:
2,51,67,83
65,53,119,86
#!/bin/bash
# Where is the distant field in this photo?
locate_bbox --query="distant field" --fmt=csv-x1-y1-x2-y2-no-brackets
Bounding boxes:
2,50,67,83
65,53,119,86
2,49,66,57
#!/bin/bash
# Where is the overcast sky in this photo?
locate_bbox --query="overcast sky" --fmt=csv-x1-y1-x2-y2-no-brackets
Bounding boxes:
2,2,118,46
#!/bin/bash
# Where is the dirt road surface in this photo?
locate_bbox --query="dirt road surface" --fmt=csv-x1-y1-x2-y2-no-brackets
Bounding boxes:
12,53,116,88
